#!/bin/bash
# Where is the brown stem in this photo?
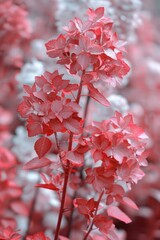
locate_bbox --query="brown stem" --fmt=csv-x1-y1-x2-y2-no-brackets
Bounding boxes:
83,191,104,240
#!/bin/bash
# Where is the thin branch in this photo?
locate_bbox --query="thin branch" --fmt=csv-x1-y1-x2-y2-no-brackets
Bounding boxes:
54,73,84,239
83,191,104,240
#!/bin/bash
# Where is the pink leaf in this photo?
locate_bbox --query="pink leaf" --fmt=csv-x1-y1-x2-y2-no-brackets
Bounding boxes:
94,214,112,234
59,236,70,240
88,45,104,54
23,157,51,170
64,83,79,92
27,118,43,137
63,118,81,134
74,17,83,31
95,7,104,20
11,201,28,216
34,137,52,158
107,206,132,224
87,7,104,22
65,151,84,166
121,197,139,210
77,53,91,69
88,84,110,107
105,48,117,60
56,34,66,48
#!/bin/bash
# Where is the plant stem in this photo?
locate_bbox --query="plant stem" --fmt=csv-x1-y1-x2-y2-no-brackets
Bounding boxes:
54,132,65,170
54,166,70,240
54,74,84,239
83,191,104,240
66,95,90,237
83,95,90,125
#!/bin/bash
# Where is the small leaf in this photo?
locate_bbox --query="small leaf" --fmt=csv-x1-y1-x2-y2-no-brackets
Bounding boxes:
23,157,51,170
105,48,117,60
34,137,52,158
94,214,112,234
88,45,104,54
63,118,81,134
107,206,132,224
35,183,58,191
77,53,91,69
88,84,110,107
122,197,139,210
95,7,104,20
66,151,84,166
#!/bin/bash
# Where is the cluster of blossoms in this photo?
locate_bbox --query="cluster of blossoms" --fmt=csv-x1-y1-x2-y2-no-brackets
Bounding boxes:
18,7,148,239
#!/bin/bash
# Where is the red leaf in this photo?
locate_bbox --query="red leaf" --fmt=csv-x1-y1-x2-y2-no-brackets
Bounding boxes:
64,83,79,92
94,214,112,234
87,7,104,22
34,137,52,158
63,118,81,134
107,206,132,224
56,34,66,48
88,84,110,107
26,232,50,240
27,118,43,137
35,183,58,191
77,53,91,69
95,7,104,20
74,198,97,219
65,151,84,166
23,157,51,170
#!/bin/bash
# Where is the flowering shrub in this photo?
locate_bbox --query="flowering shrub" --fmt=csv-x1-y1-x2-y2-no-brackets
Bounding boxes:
17,7,148,239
